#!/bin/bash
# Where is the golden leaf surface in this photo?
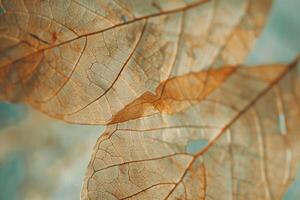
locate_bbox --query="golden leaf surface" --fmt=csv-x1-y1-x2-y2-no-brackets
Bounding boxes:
0,0,272,124
81,60,300,200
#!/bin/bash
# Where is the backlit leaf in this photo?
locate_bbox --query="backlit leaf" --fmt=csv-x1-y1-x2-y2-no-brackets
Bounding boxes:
3,1,300,200
81,60,300,199
0,0,271,124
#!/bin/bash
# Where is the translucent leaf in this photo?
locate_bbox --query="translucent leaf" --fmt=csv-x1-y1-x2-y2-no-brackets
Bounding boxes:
81,60,300,200
0,0,272,124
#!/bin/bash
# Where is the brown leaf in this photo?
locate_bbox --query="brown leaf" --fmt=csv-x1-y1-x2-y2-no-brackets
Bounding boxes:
0,0,272,124
81,60,300,200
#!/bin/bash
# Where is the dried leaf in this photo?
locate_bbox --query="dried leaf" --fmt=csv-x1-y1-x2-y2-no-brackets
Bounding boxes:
3,1,299,200
81,60,300,200
0,0,271,124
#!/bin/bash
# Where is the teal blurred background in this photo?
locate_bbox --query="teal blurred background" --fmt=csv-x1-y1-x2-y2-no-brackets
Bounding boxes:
0,0,300,199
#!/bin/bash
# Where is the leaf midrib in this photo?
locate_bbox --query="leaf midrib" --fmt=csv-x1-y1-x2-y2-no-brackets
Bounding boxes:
1,0,210,68
164,57,300,199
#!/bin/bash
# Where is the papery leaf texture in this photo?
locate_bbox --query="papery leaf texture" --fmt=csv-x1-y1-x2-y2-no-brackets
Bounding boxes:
2,1,300,200
81,60,300,200
0,0,271,124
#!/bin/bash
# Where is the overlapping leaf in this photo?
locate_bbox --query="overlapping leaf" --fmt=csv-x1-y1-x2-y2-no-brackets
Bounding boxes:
2,1,300,200
0,0,271,124
81,60,300,200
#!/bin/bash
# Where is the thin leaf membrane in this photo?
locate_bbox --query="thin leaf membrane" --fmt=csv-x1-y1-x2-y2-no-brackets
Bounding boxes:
0,0,272,124
81,60,300,200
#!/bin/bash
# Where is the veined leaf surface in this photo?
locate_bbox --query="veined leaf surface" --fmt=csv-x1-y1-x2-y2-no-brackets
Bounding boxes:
81,60,300,200
0,0,271,124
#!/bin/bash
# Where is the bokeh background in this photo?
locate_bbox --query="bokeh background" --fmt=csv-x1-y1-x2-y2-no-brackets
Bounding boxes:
0,0,300,199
